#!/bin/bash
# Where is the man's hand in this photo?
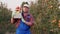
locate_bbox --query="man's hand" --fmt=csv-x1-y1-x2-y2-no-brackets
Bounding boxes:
11,18,14,24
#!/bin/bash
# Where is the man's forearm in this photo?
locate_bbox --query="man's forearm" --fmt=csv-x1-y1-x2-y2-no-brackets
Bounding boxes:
11,18,14,24
24,22,33,26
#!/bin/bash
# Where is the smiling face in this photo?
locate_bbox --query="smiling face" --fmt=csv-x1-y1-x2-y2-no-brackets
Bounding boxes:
23,6,29,13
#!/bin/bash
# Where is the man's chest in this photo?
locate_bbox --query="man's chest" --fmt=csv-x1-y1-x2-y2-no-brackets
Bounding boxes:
24,14,31,22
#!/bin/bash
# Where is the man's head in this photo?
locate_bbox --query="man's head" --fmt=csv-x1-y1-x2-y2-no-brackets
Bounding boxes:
23,4,29,13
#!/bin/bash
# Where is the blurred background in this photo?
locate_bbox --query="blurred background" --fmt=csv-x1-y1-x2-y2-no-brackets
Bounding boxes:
0,0,60,34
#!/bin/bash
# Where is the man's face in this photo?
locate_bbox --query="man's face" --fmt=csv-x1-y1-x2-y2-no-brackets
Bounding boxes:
23,6,29,13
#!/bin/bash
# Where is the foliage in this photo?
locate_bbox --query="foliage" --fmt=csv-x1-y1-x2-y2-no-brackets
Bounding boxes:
0,0,60,34
30,0,60,34
0,2,15,34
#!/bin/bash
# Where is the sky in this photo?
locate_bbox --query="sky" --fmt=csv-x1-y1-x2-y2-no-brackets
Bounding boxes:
0,0,36,11
58,0,60,3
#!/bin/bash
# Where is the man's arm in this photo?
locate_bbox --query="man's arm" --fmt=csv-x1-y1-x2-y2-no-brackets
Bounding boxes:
24,15,34,26
11,18,14,24
11,11,15,24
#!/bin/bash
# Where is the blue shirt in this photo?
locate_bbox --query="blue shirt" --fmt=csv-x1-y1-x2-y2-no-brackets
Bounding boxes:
16,15,31,34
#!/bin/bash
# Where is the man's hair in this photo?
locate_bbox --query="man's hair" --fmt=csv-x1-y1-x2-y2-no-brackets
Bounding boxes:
21,2,29,8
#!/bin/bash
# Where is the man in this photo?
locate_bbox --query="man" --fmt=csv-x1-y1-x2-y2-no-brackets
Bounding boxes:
11,4,34,34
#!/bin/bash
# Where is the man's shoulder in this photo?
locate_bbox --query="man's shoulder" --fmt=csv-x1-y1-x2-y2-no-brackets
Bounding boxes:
30,14,33,16
28,14,33,18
